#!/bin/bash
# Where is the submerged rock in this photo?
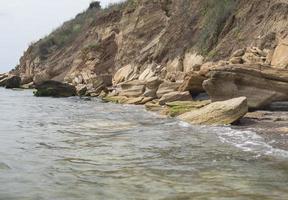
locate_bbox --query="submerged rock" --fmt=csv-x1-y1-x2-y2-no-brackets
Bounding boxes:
34,80,77,97
178,97,248,125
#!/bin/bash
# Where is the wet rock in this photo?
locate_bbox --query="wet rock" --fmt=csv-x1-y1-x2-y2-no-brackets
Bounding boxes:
203,64,288,109
178,97,248,125
76,85,88,96
21,82,34,89
159,91,192,105
34,80,77,97
163,100,211,117
5,76,21,89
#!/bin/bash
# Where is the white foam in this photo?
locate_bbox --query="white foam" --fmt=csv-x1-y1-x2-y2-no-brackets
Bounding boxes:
213,126,288,158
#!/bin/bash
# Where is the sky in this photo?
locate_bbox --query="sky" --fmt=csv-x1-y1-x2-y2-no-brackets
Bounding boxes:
0,0,122,73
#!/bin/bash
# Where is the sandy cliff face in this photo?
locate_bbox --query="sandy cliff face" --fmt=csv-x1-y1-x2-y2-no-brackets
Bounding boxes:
11,0,288,86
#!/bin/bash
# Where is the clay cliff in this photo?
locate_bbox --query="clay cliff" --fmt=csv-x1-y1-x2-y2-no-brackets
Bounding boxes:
6,0,288,114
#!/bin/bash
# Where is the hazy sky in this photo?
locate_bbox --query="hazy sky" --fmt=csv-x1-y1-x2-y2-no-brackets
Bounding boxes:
0,0,122,73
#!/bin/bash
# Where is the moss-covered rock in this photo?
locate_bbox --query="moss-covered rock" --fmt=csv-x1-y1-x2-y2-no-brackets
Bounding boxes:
164,100,211,117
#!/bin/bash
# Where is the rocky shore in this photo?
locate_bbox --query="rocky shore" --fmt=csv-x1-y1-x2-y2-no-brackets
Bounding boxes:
1,1,288,148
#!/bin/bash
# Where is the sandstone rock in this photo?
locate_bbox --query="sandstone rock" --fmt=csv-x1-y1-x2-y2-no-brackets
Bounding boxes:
159,91,192,105
229,57,243,64
33,71,51,85
183,53,204,73
156,81,181,98
113,64,138,84
76,85,88,96
20,75,33,85
139,66,155,81
178,97,248,125
166,57,183,72
0,74,8,87
118,80,146,97
143,77,163,98
21,82,34,89
178,72,206,94
165,71,185,82
163,100,211,117
203,64,288,109
271,40,288,68
231,49,245,57
5,76,21,89
34,80,77,97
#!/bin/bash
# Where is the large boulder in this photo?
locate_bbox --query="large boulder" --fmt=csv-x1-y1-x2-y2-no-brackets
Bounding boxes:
203,64,288,109
159,91,192,105
34,80,77,97
178,97,248,125
178,72,206,94
5,76,21,89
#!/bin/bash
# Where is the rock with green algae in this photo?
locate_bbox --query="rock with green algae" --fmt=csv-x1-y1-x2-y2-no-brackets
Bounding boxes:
178,97,248,125
103,95,153,105
164,100,211,117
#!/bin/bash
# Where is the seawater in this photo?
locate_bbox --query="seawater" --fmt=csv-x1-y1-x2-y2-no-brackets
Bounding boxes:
0,88,288,200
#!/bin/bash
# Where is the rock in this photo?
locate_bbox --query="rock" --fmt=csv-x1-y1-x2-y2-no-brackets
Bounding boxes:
145,101,164,112
229,57,243,64
126,96,154,105
21,82,34,89
21,75,33,85
113,64,138,84
103,95,129,104
166,57,183,72
33,71,51,85
34,80,77,97
143,77,163,98
5,76,21,89
118,80,146,97
183,53,204,73
231,49,245,57
178,72,206,94
203,64,288,109
271,40,288,68
156,81,181,98
159,91,192,105
165,71,185,82
178,97,248,125
76,85,87,96
139,65,155,81
163,100,211,117
0,74,8,87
